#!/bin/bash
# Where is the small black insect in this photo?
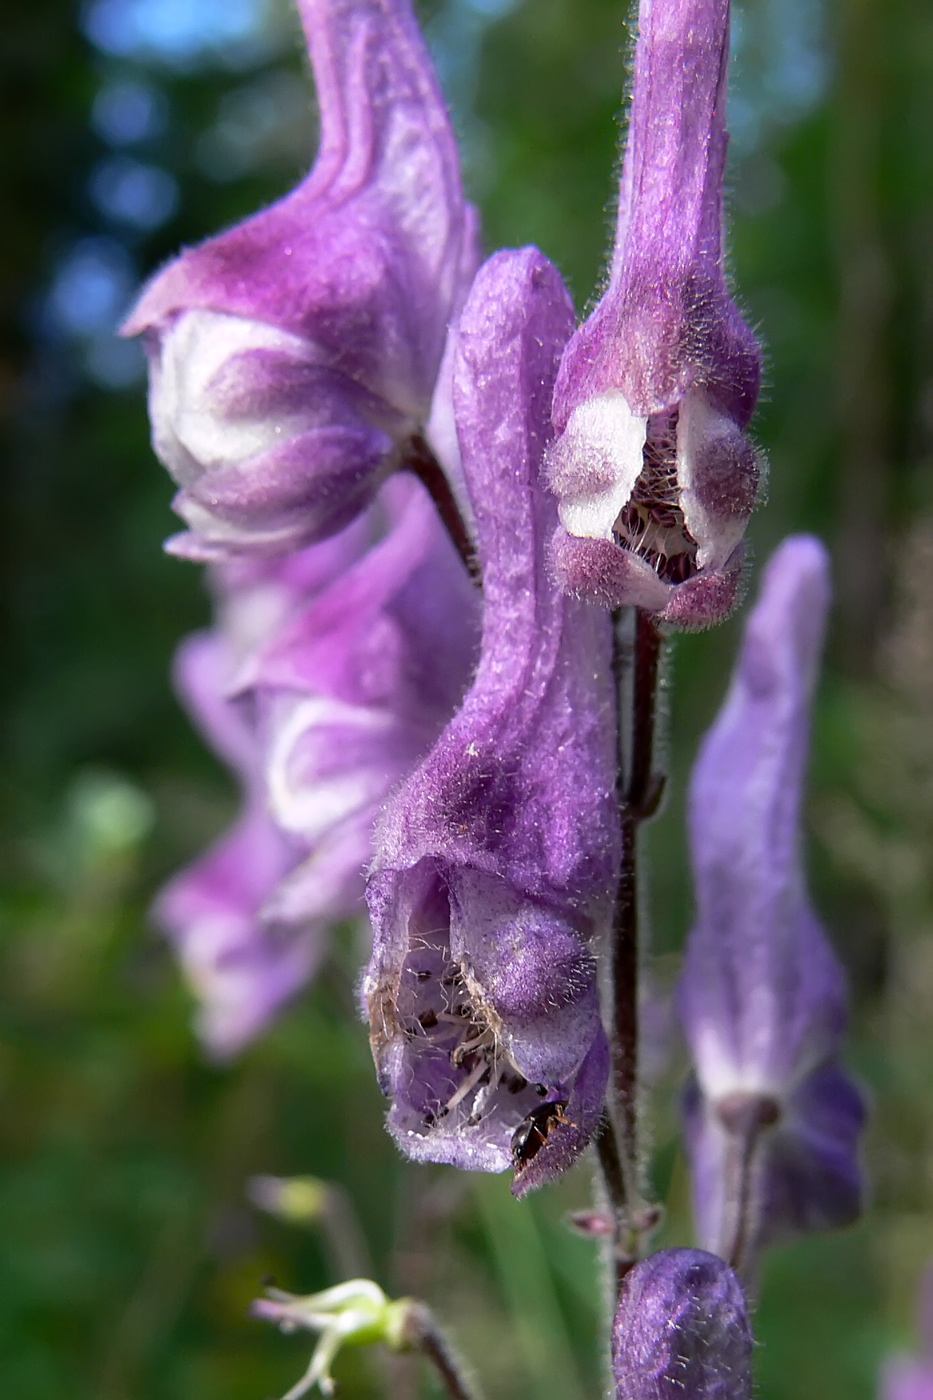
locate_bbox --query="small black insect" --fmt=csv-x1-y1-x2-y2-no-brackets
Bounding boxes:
510,1099,569,1171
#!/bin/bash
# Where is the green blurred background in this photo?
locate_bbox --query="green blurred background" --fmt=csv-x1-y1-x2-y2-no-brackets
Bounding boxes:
1,0,931,1395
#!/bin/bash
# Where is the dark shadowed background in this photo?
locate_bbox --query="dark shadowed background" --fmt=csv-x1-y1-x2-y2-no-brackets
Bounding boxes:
1,0,931,1396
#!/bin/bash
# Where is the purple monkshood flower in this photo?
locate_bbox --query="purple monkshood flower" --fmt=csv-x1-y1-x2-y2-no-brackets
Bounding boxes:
678,536,865,1265
881,1267,933,1400
613,1249,753,1400
362,247,620,1194
545,0,762,626
123,0,477,561
157,479,479,1058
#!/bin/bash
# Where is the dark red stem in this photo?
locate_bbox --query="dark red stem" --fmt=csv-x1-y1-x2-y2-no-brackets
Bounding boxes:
602,608,663,1286
405,434,480,585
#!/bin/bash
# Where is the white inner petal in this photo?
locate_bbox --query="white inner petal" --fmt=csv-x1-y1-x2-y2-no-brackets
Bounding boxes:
266,695,396,841
676,388,748,571
173,496,308,555
548,390,648,539
693,1024,778,1103
150,309,319,487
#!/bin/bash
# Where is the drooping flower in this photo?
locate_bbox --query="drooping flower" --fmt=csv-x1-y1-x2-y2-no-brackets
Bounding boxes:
677,536,865,1265
880,1267,933,1400
123,0,477,560
363,247,620,1193
546,0,762,626
156,479,479,1057
246,475,480,917
154,536,357,1058
612,1249,753,1400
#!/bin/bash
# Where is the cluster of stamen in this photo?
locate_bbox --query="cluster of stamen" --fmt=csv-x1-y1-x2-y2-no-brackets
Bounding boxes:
613,408,699,584
398,928,544,1133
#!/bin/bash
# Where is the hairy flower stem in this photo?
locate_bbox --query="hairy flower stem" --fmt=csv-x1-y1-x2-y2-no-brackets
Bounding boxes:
602,607,664,1286
405,435,481,585
399,1301,484,1400
720,1129,761,1285
716,1093,781,1286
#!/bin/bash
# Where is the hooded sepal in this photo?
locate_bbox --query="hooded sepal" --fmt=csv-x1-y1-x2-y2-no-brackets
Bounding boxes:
546,0,762,624
363,247,621,1188
677,536,866,1259
124,0,477,557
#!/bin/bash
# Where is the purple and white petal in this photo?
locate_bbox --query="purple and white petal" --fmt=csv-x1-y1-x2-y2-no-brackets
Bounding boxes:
546,0,762,625
125,0,476,557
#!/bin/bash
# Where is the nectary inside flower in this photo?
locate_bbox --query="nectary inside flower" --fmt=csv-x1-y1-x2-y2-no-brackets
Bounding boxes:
614,408,699,586
390,881,562,1147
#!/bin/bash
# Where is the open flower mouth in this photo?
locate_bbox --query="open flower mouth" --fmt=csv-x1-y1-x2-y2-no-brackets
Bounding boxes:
385,881,562,1149
396,925,550,1133
613,408,699,586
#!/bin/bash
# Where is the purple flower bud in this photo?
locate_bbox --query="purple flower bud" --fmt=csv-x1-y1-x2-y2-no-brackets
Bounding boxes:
546,0,762,626
677,537,865,1262
363,247,620,1191
881,1267,933,1400
612,1249,753,1400
157,479,478,1057
124,0,477,560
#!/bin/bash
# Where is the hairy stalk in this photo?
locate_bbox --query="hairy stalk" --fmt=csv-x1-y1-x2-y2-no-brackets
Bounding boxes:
405,434,480,584
318,1184,373,1283
389,1168,465,1400
400,1301,484,1400
721,1131,760,1285
600,607,664,1286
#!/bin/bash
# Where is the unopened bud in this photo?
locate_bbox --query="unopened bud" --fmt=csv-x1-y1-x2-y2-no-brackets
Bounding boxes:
613,1249,753,1400
252,1278,403,1398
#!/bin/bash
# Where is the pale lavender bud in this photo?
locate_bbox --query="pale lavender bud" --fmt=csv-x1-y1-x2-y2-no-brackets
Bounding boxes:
613,1249,753,1400
678,537,865,1263
546,0,762,626
363,248,620,1191
881,1268,933,1400
123,0,478,560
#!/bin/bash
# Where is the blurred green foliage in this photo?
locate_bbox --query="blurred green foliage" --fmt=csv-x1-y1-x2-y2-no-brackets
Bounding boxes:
1,0,932,1396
